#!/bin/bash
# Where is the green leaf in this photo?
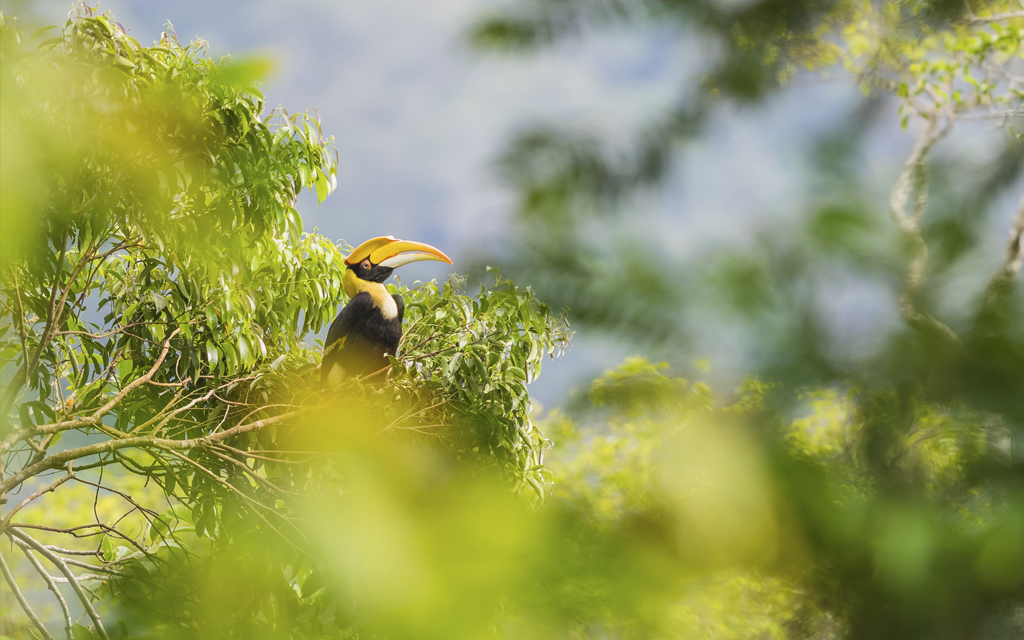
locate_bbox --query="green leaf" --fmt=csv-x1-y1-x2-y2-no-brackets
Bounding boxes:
31,25,58,39
71,623,95,640
206,340,219,370
314,167,329,204
152,291,168,313
236,335,253,368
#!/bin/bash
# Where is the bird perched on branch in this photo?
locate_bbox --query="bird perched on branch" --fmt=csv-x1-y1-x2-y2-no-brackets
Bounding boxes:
321,236,453,387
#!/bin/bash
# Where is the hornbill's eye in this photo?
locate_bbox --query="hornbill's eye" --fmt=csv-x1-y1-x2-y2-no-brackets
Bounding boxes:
360,259,371,270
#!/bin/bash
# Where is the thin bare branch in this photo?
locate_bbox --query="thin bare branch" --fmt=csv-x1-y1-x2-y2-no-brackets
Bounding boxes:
381,400,449,432
15,540,74,640
0,462,75,536
54,319,157,340
9,528,111,640
211,443,324,464
60,557,119,573
71,476,161,521
206,448,299,496
0,546,57,640
0,405,307,504
160,447,306,550
47,573,110,584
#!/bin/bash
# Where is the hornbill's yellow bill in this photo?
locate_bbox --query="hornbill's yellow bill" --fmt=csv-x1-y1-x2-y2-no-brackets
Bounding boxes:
322,236,453,387
345,236,453,269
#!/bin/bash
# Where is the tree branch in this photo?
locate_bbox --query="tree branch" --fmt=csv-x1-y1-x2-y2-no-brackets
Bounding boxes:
0,407,310,496
9,527,111,640
11,523,151,560
966,10,1024,23
54,319,156,340
11,268,32,402
206,447,299,496
42,544,102,556
888,114,960,342
0,463,75,536
160,447,306,550
0,546,57,640
1,329,181,452
14,539,74,640
980,190,1024,317
0,234,80,417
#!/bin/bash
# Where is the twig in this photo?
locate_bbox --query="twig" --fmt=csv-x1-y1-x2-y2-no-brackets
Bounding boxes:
0,546,57,640
966,10,1024,23
211,443,323,464
11,522,110,535
160,447,306,551
14,540,74,640
1,329,181,452
60,557,119,573
9,528,111,640
72,476,161,520
43,545,102,556
136,382,213,435
957,108,1024,123
145,379,191,387
206,448,299,496
0,463,75,536
388,423,446,436
54,319,154,340
11,522,150,558
380,400,449,432
47,573,111,584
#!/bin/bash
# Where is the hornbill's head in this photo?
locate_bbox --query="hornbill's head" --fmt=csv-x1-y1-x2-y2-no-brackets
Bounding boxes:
343,236,453,296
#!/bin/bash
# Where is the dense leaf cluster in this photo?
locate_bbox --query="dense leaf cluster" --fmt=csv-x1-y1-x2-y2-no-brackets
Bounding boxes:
0,9,340,419
393,273,570,493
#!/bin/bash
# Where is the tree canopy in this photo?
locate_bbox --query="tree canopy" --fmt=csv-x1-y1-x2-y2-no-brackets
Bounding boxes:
0,10,571,639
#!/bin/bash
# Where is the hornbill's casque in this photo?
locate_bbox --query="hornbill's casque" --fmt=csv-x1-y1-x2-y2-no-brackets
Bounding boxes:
321,236,453,387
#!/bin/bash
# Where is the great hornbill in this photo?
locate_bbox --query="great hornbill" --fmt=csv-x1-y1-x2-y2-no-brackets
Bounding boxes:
321,236,452,386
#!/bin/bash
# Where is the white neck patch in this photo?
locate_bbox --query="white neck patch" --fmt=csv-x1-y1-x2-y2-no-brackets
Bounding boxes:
374,288,398,320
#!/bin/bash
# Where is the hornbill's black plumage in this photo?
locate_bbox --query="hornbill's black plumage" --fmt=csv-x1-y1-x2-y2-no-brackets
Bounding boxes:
321,236,452,386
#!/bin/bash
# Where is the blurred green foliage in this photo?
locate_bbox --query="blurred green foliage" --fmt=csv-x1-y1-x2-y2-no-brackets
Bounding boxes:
474,0,1024,350
467,0,1024,638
